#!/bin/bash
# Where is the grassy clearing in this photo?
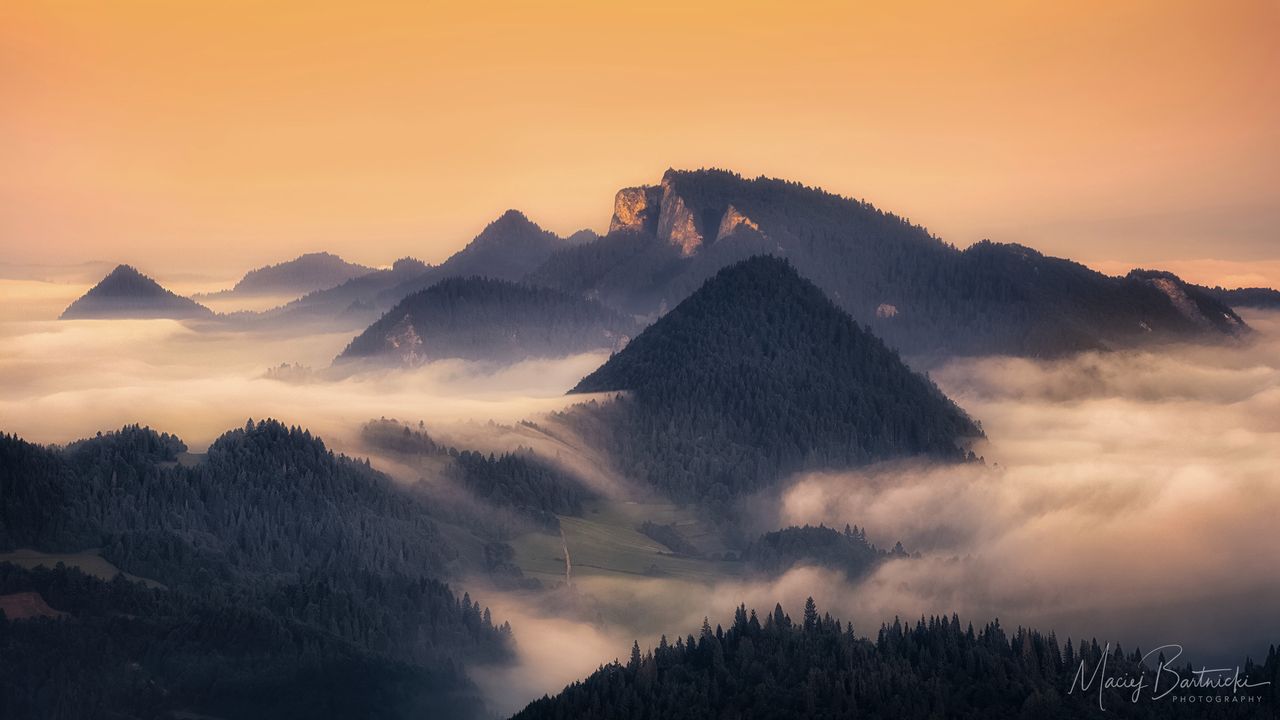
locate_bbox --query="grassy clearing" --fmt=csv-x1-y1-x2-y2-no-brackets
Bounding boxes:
0,548,167,589
510,501,740,584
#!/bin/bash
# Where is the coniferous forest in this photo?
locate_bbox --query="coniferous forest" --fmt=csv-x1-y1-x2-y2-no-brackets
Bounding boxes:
514,599,1280,720
3,168,1278,719
0,422,510,719
6,0,1280,713
565,257,981,504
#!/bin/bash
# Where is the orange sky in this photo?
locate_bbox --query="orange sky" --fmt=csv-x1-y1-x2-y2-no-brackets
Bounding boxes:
2,0,1278,285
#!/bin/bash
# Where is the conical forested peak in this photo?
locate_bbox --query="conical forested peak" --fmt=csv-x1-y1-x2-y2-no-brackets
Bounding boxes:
473,209,544,245
565,255,980,501
378,210,565,302
572,254,884,395
60,264,213,319
94,264,167,296
493,208,532,225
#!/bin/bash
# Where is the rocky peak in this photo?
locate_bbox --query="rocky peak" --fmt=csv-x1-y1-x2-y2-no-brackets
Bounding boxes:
609,186,662,234
383,313,426,366
656,176,704,256
609,171,760,256
1127,269,1247,335
714,205,760,242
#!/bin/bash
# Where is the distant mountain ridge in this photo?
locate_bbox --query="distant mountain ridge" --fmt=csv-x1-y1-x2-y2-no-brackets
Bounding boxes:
252,256,433,328
565,256,980,503
199,251,374,299
530,169,1248,358
337,276,637,365
1201,284,1280,311
377,210,575,306
244,211,576,331
60,264,213,320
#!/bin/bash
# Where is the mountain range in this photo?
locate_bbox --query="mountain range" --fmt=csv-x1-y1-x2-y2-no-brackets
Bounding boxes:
530,169,1248,358
59,169,1271,363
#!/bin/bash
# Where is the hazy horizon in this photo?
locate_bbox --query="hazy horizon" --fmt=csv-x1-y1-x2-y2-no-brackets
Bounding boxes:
3,3,1278,717
4,1,1278,284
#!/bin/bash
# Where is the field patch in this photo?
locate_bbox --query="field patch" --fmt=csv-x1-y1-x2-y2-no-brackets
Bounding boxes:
0,548,167,589
510,501,739,584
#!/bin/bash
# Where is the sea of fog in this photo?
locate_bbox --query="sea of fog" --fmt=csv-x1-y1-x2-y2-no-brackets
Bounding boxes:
1,277,1277,715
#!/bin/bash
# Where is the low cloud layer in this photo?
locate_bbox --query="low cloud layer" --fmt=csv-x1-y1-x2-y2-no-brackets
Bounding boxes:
775,311,1280,664
0,281,607,451
479,313,1280,712
4,279,1277,711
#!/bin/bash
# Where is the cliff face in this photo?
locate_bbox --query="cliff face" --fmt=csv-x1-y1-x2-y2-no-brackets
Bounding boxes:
383,313,426,366
656,176,704,255
608,186,662,234
1127,270,1246,335
715,204,760,241
608,175,757,256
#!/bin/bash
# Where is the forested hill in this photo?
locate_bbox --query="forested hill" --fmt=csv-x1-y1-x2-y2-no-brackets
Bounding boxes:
511,600,1280,720
379,210,574,304
337,276,637,365
1201,284,1280,311
59,264,213,320
0,563,486,719
530,169,1246,358
361,418,596,529
204,251,374,298
0,421,510,719
742,524,907,581
566,256,980,503
252,256,433,329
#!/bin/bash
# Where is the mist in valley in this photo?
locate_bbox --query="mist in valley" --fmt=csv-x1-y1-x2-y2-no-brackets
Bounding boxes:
2,275,1277,715
466,311,1280,713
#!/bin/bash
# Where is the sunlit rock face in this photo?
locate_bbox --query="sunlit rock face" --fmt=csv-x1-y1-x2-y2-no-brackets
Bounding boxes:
383,313,425,366
608,186,661,234
608,179,706,256
656,176,704,256
715,204,760,242
1127,269,1248,336
1149,277,1209,327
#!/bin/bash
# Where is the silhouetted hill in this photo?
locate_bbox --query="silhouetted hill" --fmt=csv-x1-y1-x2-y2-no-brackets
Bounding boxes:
1201,285,1280,311
59,265,213,320
256,257,432,328
339,276,637,365
511,600,1279,720
379,210,573,305
0,421,513,718
201,251,374,299
530,169,1248,357
565,256,980,503
564,228,602,246
0,563,489,720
